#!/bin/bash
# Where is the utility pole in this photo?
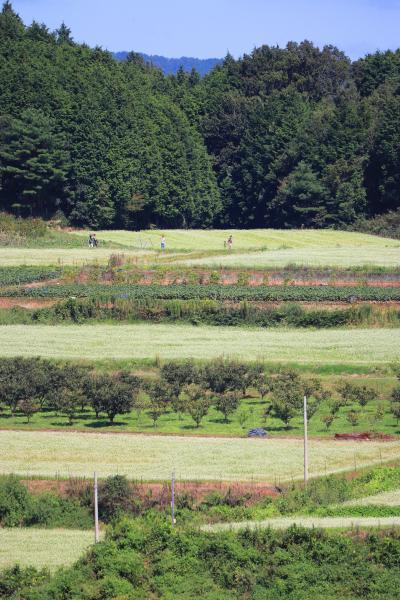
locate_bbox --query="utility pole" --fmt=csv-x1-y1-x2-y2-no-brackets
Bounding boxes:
171,470,176,526
303,395,308,485
94,472,99,543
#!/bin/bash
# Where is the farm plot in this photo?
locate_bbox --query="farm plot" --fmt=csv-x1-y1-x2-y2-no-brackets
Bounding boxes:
0,247,154,266
71,228,399,252
1,430,400,481
182,245,400,269
0,323,399,364
7,283,400,301
0,528,97,571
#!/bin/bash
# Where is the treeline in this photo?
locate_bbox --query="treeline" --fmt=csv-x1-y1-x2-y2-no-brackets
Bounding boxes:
0,2,399,229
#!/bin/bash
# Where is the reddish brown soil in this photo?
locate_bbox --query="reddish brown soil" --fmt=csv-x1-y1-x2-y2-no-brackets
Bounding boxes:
334,432,395,441
23,279,61,289
140,270,400,287
0,298,57,309
21,479,279,503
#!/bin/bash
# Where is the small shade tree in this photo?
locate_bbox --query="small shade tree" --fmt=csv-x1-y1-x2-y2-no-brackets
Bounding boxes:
390,402,400,425
346,411,359,429
146,380,174,427
58,387,80,425
355,385,377,408
18,399,39,423
181,383,212,428
201,359,243,395
99,378,134,424
214,391,241,423
322,414,335,431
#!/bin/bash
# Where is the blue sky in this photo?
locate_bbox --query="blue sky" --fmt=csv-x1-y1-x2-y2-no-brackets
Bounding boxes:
11,0,400,59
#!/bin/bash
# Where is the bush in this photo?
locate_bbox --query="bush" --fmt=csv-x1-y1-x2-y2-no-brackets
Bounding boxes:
0,476,33,527
98,475,133,522
352,209,400,239
0,565,49,598
0,213,47,245
0,475,93,529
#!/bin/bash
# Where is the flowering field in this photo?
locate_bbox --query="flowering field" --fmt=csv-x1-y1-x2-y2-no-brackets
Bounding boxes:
0,528,97,571
0,323,398,364
1,430,400,482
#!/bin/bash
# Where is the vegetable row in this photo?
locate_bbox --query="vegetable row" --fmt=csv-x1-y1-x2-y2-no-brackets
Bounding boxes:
3,283,400,302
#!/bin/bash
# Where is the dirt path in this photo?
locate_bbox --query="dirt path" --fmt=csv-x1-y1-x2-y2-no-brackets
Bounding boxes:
0,298,57,309
202,516,400,532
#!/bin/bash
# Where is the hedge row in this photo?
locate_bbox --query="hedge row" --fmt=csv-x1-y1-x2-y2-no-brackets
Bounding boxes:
4,283,400,302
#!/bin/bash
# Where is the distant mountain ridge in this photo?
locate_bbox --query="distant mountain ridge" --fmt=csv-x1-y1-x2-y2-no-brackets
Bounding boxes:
113,52,223,75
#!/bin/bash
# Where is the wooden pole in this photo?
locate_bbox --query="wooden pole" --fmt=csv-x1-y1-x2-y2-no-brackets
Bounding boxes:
303,395,308,485
171,470,176,526
94,472,99,543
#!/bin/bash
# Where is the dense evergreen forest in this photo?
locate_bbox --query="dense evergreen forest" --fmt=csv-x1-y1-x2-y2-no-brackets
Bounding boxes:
0,1,399,229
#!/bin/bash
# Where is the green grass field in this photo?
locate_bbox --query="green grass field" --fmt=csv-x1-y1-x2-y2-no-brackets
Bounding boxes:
0,528,97,571
0,323,398,364
1,430,400,482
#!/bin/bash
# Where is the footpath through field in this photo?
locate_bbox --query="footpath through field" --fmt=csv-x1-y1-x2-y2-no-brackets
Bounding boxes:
202,516,400,532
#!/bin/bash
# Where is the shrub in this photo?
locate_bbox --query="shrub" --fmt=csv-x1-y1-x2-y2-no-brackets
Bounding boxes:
0,476,33,527
0,565,49,598
98,476,133,522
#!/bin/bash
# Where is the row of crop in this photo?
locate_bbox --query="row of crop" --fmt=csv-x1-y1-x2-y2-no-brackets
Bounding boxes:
6,297,400,329
3,283,400,301
0,266,62,286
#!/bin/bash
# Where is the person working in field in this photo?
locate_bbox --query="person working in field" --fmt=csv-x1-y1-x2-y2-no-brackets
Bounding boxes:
227,234,233,251
88,233,98,247
160,235,166,251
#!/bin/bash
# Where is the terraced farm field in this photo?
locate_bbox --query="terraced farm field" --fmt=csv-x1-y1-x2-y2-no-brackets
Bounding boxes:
3,229,399,268
1,430,399,481
182,245,400,268
0,247,154,266
0,323,398,364
72,228,399,252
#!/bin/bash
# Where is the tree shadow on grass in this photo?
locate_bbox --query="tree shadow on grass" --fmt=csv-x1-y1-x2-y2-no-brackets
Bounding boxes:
85,420,129,428
266,424,295,432
208,417,232,425
43,412,95,421
180,423,205,431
